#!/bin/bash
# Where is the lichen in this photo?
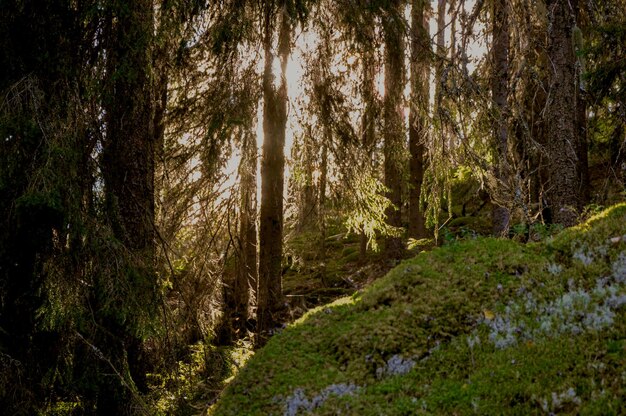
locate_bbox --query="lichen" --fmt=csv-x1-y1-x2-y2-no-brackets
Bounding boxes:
375,355,416,378
539,387,581,413
282,383,360,416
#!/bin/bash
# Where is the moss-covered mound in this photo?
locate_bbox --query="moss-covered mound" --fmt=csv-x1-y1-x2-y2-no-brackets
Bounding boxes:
211,204,626,415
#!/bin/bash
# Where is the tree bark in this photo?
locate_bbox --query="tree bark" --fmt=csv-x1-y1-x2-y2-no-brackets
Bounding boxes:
577,88,590,205
434,0,446,112
383,3,406,260
318,138,329,255
409,0,430,240
101,0,156,409
104,2,156,261
297,139,317,232
359,24,377,262
544,0,581,226
573,7,590,205
257,6,290,338
235,129,258,336
491,0,511,236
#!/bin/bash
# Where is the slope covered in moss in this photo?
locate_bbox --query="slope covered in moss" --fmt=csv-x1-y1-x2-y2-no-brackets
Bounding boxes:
211,204,626,415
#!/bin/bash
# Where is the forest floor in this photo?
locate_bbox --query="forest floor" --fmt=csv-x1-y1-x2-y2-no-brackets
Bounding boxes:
208,203,626,415
281,228,399,322
147,221,401,415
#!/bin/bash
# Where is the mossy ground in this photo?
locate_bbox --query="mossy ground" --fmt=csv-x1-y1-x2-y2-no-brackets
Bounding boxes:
210,204,626,415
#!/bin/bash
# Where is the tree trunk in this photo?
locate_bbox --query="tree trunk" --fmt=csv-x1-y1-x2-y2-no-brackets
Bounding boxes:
574,7,590,206
101,0,156,409
318,138,329,255
409,0,430,240
257,6,290,338
104,3,156,262
359,24,377,262
434,0,446,112
383,3,406,260
297,140,317,232
577,88,590,205
235,129,258,336
544,0,581,226
491,0,511,236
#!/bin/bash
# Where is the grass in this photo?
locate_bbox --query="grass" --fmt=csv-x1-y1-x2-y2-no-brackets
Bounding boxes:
209,203,626,415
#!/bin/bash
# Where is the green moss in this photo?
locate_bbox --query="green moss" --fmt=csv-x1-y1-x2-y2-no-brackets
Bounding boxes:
210,204,626,415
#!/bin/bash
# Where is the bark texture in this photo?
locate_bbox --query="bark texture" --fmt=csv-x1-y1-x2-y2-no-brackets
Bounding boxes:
409,0,430,240
434,0,446,111
573,6,590,206
383,3,406,260
318,131,329,252
103,1,156,262
359,24,378,261
257,7,290,337
491,0,511,236
101,0,156,410
545,0,582,226
235,130,258,335
297,150,317,232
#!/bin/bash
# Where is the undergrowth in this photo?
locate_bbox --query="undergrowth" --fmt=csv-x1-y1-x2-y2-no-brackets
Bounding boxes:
146,338,254,415
210,203,626,415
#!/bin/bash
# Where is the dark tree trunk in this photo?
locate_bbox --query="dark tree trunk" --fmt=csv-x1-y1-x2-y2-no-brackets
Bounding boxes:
359,25,377,262
257,7,290,338
544,0,581,226
577,89,590,205
491,0,511,236
574,7,590,205
235,129,258,336
154,72,168,167
409,0,430,240
611,122,625,167
434,0,446,112
104,2,156,261
383,3,406,260
511,14,548,224
361,25,378,156
101,0,156,410
318,136,329,255
297,140,317,232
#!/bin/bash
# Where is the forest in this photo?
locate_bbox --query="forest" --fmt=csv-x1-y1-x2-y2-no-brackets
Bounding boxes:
0,0,625,414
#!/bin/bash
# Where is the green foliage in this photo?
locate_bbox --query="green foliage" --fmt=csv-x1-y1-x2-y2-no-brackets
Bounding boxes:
509,222,564,242
585,23,626,102
407,238,434,251
344,175,403,252
148,339,254,415
211,204,626,415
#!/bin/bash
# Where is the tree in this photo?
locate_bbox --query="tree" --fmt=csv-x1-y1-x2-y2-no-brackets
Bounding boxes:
544,0,583,226
257,3,292,338
382,1,406,260
235,128,258,335
100,0,157,409
360,21,379,260
409,0,431,240
0,2,100,411
491,0,511,235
